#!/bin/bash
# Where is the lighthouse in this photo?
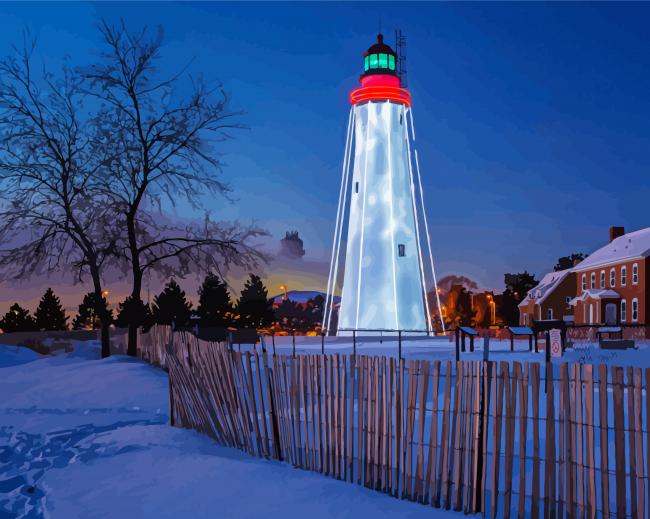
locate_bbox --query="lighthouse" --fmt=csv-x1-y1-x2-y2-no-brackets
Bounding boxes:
323,34,444,335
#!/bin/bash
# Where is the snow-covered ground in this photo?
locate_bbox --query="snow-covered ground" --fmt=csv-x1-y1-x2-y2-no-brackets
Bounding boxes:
254,334,650,368
1,342,462,519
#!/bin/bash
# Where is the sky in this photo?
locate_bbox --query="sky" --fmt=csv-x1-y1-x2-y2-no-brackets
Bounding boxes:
1,1,650,310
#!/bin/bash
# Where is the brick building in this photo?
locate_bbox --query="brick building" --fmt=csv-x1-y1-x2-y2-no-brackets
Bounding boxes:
517,226,650,326
518,269,576,325
570,226,649,325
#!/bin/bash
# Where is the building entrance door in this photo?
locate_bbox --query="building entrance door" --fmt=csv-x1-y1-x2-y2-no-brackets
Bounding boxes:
605,303,617,325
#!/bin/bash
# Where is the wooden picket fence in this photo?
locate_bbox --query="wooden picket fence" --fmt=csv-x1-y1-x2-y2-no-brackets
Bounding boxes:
149,328,650,518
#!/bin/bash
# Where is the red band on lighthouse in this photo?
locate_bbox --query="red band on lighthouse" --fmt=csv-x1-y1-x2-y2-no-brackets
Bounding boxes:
350,73,411,106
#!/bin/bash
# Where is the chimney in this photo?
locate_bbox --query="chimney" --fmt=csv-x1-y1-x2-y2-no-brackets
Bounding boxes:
609,226,625,242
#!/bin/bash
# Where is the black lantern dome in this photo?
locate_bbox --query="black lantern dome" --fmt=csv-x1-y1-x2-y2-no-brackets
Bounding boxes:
362,34,398,77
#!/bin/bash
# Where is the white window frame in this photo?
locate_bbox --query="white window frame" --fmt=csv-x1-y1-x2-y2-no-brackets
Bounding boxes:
582,273,587,291
590,272,596,289
621,299,627,322
621,266,627,286
610,268,616,288
600,270,605,289
632,298,639,322
633,263,638,285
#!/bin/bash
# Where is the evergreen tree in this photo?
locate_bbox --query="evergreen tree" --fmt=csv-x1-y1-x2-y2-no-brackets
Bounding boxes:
115,296,153,331
501,271,539,326
554,253,585,271
197,273,233,327
0,303,37,332
236,274,274,329
72,292,113,330
34,288,68,331
274,299,305,330
305,294,325,329
152,279,193,329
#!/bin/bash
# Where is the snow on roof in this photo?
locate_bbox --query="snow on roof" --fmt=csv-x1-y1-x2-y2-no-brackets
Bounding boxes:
573,227,650,271
569,288,621,305
518,269,571,307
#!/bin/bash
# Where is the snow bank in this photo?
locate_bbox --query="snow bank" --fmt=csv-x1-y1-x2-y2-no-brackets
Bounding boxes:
1,343,461,519
0,345,42,368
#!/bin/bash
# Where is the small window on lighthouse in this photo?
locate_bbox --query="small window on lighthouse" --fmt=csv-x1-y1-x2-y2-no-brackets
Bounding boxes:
399,113,403,125
355,182,359,193
378,53,388,69
389,55,396,70
398,244,406,257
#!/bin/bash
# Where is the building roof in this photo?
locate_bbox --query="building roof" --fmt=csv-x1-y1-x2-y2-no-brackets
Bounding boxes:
569,289,621,306
573,227,650,271
518,269,572,308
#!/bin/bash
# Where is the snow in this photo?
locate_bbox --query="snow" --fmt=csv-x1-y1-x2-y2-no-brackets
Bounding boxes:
0,345,42,368
1,341,462,519
258,334,650,368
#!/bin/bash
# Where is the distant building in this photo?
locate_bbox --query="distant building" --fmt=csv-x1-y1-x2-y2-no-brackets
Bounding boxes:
517,226,649,327
570,226,648,325
518,269,575,325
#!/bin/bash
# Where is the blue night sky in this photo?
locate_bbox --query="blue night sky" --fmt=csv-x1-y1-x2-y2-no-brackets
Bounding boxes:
1,1,650,299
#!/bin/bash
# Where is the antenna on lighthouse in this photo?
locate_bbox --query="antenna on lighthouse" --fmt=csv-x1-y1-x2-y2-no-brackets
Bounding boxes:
395,29,408,88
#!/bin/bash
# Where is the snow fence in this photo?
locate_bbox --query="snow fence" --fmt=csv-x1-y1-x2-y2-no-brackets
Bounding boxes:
143,326,650,518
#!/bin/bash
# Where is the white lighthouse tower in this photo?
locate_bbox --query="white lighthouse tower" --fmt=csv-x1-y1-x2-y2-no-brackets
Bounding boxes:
323,34,444,335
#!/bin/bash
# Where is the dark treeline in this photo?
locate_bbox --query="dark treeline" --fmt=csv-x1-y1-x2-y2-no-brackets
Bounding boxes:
0,273,325,335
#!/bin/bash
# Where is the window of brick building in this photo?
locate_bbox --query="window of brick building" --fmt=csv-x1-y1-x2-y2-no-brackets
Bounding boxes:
600,270,605,288
610,268,616,287
590,272,596,289
621,266,627,286
632,298,638,322
621,299,627,322
582,274,587,291
633,263,639,285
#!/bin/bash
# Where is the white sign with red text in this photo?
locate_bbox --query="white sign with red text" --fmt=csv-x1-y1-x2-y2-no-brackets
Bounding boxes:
550,329,562,358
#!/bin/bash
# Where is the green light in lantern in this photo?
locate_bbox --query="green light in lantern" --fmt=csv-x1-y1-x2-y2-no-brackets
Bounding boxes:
378,53,388,68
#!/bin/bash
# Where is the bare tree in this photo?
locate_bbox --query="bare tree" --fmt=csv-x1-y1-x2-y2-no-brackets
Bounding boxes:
83,21,266,355
0,38,117,357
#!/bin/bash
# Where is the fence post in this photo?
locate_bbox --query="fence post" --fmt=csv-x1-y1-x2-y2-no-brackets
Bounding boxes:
353,330,356,357
292,330,296,358
545,331,551,394
321,332,325,355
169,375,175,427
455,328,460,362
266,363,283,461
272,332,276,356
510,331,514,352
228,331,233,352
398,330,402,360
